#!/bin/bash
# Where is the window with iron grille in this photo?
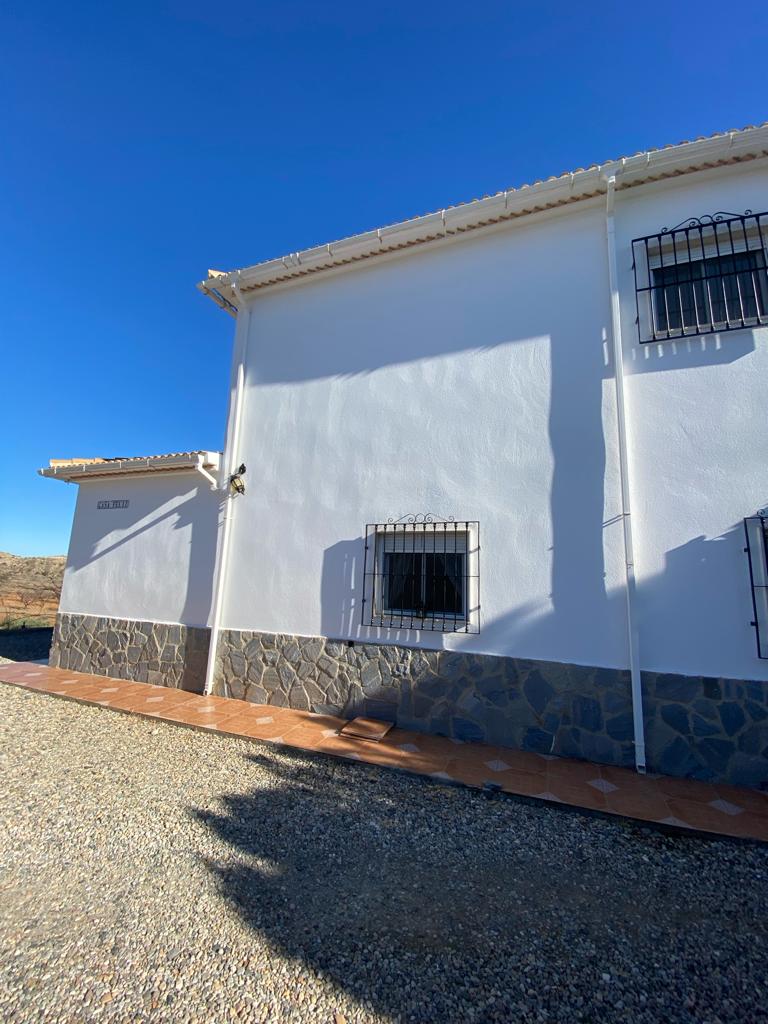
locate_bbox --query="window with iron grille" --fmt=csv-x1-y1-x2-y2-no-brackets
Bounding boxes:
632,210,768,344
361,515,480,633
744,513,768,659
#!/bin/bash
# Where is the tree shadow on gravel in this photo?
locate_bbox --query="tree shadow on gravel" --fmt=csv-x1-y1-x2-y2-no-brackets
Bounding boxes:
194,747,768,1023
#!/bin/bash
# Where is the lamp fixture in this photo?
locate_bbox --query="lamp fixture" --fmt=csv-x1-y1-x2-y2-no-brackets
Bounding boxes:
229,463,246,496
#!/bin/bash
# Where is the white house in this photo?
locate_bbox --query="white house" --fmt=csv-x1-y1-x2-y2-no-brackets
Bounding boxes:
42,123,768,787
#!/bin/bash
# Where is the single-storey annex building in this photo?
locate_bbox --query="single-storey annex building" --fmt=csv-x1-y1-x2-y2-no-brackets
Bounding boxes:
43,123,768,788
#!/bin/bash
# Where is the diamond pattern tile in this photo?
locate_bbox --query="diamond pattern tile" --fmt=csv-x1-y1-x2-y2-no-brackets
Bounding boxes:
1,661,767,844
709,798,744,816
588,778,618,793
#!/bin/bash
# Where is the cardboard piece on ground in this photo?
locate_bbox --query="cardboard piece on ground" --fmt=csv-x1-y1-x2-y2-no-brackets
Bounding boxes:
339,717,393,741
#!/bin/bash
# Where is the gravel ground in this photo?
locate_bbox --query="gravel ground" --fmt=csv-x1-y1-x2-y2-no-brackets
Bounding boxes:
1,685,768,1024
0,628,52,665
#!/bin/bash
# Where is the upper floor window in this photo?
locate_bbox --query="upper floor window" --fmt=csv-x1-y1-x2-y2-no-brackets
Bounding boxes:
632,211,768,343
361,515,480,633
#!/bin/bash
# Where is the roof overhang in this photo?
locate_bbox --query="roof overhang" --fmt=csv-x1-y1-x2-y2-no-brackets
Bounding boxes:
39,451,221,483
199,123,768,304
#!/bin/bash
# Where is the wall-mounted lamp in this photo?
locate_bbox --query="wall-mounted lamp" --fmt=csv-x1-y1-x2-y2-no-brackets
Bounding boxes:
229,463,246,496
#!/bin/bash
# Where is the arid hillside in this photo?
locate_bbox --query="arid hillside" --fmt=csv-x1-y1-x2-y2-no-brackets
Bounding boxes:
0,552,65,627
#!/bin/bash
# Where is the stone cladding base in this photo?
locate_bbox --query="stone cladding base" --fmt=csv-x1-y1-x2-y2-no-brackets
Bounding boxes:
50,613,209,694
50,615,768,787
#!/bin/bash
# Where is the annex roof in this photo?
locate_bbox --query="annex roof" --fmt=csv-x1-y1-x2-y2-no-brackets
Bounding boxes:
199,122,768,310
39,451,221,483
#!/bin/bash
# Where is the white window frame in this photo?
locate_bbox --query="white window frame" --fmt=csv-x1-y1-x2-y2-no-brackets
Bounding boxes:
362,521,480,633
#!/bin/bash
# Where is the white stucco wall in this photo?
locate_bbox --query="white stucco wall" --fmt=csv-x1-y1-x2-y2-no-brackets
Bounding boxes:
60,473,222,627
222,159,768,681
224,201,630,669
615,163,768,680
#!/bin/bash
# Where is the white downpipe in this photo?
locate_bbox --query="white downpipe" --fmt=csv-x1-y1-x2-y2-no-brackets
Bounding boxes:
203,281,252,696
605,173,647,773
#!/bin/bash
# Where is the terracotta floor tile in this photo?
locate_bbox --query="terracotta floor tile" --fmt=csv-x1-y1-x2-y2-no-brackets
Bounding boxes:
497,770,554,798
259,707,316,728
111,697,179,715
129,691,198,710
721,813,768,842
94,690,151,711
599,764,658,792
315,733,383,761
63,685,119,701
654,775,716,802
381,752,452,777
444,757,507,789
209,713,269,738
302,712,347,732
4,662,768,844
226,715,296,741
161,706,241,729
544,778,608,810
665,798,742,833
190,695,234,711
332,741,406,770
546,757,609,786
481,746,549,775
603,789,674,822
712,783,768,817
280,723,337,749
388,732,458,760
6,676,59,692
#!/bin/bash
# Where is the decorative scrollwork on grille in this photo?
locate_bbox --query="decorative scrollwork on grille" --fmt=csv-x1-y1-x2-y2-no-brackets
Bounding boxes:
386,513,456,525
661,210,753,233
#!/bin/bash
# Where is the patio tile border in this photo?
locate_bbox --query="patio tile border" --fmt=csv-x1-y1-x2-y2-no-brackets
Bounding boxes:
2,661,768,843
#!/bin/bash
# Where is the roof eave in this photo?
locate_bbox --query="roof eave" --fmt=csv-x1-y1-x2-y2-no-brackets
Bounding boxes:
199,124,768,303
39,451,221,483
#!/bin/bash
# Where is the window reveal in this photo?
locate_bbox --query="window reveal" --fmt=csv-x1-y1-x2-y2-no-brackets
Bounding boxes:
632,211,768,343
361,516,480,634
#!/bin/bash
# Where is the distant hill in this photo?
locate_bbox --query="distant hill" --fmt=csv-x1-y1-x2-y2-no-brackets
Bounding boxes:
0,552,65,628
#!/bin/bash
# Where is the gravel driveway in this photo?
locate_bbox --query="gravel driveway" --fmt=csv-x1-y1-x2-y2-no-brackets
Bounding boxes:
2,685,768,1024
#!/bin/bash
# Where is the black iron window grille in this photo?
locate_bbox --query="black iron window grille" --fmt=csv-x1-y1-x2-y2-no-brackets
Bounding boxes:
744,513,768,659
361,514,480,633
632,211,768,344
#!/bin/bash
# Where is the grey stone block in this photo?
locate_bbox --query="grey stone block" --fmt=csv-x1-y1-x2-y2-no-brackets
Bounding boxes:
719,702,746,736
523,671,555,716
660,703,690,735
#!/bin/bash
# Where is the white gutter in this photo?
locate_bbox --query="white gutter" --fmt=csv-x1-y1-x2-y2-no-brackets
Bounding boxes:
605,172,646,774
198,124,768,302
203,280,251,696
39,451,221,483
195,462,219,490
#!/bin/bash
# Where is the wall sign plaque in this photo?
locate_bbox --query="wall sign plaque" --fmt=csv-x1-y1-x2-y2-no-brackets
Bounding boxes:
97,500,130,510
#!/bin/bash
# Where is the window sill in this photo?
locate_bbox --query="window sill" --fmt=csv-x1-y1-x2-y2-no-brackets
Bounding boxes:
644,318,768,344
369,613,473,633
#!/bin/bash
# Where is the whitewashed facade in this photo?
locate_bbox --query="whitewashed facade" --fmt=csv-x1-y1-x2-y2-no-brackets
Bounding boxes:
45,125,768,785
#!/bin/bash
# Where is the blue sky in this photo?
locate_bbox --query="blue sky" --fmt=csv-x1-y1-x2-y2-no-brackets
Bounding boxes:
2,1,766,556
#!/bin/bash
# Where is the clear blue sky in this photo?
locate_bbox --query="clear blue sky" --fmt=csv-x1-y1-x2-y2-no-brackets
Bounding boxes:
2,1,766,556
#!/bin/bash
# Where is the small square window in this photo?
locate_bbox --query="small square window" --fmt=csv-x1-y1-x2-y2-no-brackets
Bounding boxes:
633,211,768,343
362,518,479,633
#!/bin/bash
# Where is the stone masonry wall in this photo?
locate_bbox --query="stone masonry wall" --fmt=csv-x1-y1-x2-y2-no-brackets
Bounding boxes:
50,612,210,693
642,672,768,789
49,614,768,787
215,629,637,768
215,629,768,788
